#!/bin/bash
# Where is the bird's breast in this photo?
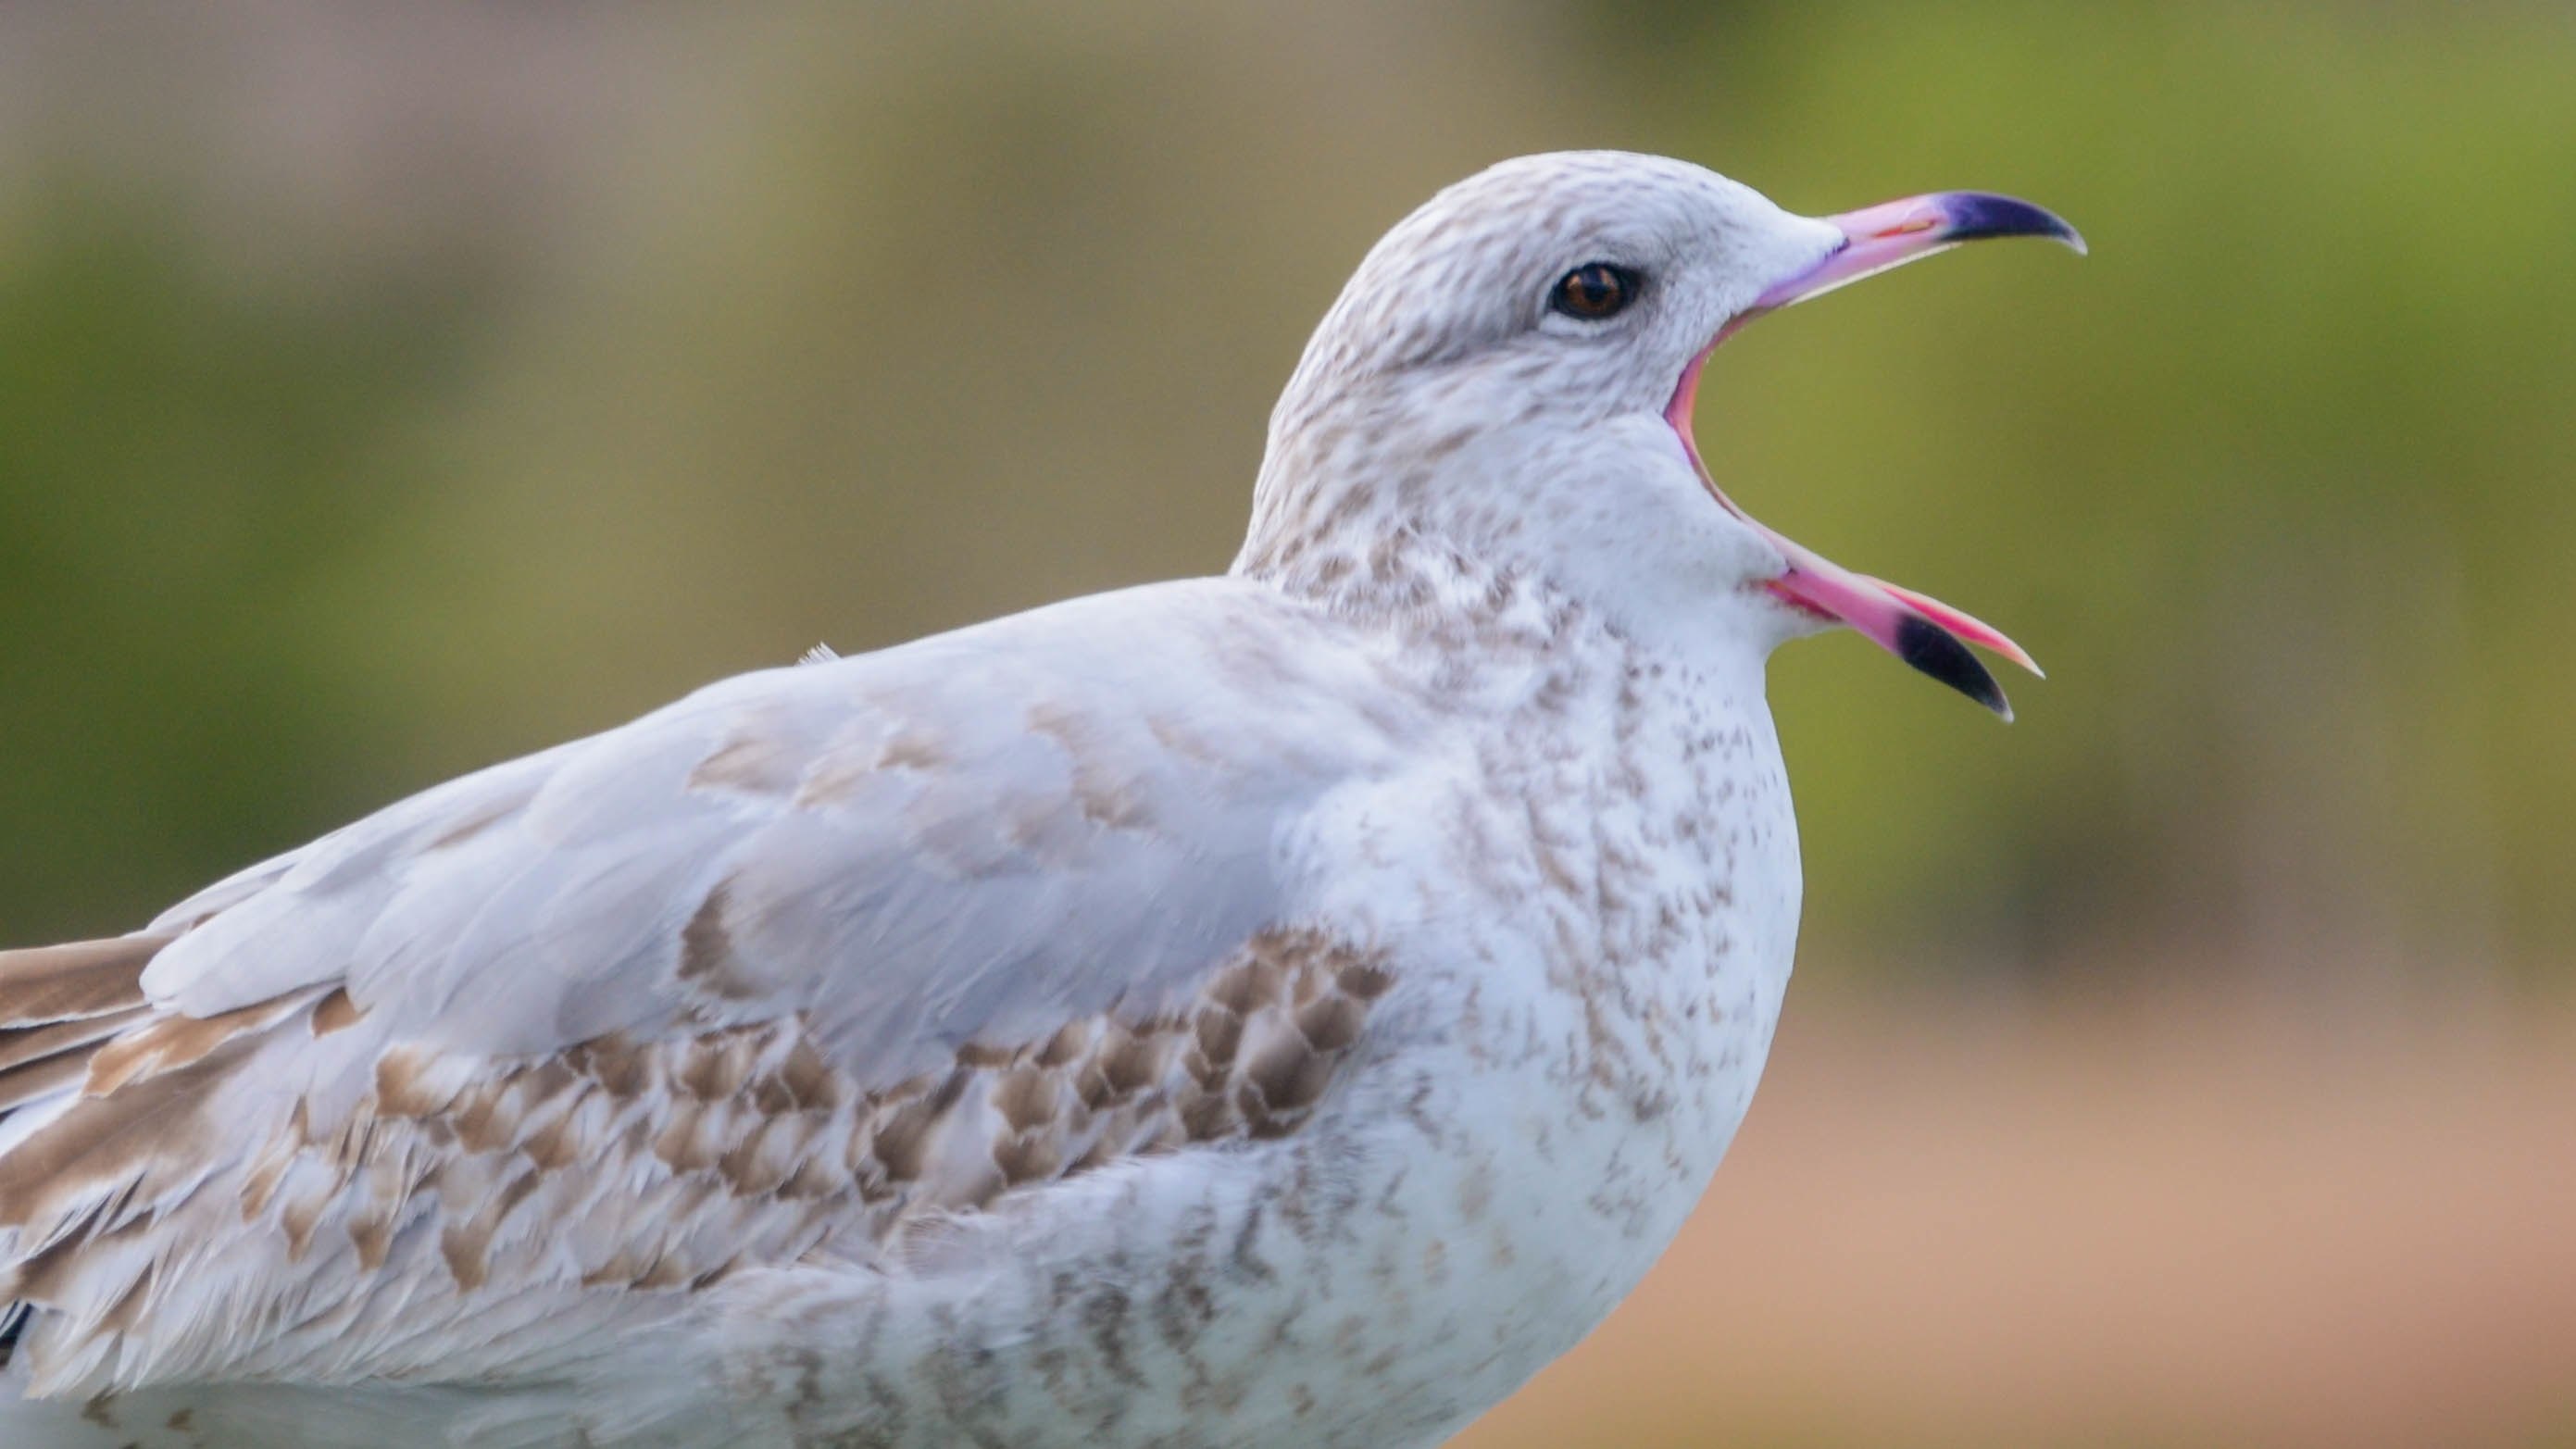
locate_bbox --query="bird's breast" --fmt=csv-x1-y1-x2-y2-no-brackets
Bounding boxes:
1267,644,1804,1423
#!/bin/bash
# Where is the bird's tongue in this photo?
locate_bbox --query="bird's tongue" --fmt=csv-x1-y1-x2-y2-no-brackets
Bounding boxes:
1665,345,2040,719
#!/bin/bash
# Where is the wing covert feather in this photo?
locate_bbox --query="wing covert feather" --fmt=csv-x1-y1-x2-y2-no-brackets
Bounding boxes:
134,583,1410,1085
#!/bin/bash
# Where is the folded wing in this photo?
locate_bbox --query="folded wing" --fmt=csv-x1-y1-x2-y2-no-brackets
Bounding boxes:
0,581,1420,1396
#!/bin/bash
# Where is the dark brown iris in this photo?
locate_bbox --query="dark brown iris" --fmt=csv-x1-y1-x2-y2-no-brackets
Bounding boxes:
1550,262,1636,319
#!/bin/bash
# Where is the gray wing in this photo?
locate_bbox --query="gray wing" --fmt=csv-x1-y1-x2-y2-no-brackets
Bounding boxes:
143,579,1396,1074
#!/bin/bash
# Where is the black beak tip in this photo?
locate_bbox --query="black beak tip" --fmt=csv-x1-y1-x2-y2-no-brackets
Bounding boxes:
1894,615,2015,720
1943,192,2086,256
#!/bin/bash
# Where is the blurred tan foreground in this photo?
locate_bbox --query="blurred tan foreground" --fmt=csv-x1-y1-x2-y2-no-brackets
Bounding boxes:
1459,984,2576,1449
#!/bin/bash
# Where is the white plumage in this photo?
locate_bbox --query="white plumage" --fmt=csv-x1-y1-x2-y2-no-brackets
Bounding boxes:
0,151,2070,1446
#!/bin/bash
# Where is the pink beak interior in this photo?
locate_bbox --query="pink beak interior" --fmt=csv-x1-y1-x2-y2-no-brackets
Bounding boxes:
1669,190,2081,719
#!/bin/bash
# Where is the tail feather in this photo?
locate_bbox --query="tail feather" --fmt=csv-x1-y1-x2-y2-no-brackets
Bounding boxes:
0,1012,152,1079
0,938,168,1127
0,938,164,1029
0,936,172,1377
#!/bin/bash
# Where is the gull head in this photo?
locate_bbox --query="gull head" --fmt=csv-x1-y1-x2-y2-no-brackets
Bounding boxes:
1239,150,2080,718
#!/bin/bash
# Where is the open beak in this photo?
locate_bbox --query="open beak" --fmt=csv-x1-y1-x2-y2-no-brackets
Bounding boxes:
1668,191,2082,719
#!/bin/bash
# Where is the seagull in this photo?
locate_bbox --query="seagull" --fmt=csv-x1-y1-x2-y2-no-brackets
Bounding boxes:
0,152,2076,1448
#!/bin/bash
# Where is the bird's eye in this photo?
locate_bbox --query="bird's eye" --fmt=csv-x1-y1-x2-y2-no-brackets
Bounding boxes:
1549,263,1638,320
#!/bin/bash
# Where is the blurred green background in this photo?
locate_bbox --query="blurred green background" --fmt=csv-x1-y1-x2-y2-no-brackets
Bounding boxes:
2,3,2570,1444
